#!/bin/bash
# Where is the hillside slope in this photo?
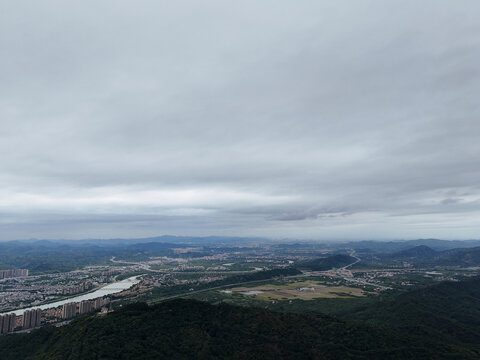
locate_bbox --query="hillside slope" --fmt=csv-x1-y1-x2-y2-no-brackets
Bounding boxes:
388,245,437,259
2,278,480,359
348,277,480,354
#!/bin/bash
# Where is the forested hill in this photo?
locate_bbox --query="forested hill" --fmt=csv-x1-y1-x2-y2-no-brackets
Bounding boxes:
300,254,356,271
2,279,480,359
347,276,480,353
387,245,437,259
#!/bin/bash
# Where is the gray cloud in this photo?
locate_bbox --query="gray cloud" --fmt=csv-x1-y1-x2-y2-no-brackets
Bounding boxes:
0,1,479,240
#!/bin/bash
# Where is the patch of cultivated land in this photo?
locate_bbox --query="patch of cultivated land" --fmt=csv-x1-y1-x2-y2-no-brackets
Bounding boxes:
228,280,366,300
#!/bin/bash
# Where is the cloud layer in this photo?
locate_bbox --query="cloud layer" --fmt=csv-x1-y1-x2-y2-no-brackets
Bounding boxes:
1,1,479,240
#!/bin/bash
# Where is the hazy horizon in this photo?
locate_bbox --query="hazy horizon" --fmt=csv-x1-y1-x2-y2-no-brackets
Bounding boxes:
2,235,480,244
1,1,479,241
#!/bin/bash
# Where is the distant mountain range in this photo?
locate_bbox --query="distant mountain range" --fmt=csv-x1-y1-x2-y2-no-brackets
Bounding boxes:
2,237,480,274
377,245,480,267
3,236,480,249
438,246,480,266
4,235,270,247
387,245,438,259
342,239,480,252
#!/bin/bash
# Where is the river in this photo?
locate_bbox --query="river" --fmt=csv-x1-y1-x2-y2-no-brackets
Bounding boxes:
1,276,141,316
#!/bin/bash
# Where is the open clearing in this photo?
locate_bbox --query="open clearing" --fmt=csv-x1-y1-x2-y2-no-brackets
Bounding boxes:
227,280,365,300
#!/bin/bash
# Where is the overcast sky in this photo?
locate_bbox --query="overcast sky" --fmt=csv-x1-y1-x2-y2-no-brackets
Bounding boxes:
0,1,479,241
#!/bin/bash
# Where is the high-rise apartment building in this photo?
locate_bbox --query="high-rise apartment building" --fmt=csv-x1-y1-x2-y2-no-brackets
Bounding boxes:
22,308,41,329
61,303,77,319
0,269,29,279
33,308,42,328
0,314,16,334
22,310,32,329
79,300,93,315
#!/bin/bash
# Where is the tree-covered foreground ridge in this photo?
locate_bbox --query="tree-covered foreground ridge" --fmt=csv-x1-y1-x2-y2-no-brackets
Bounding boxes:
1,276,480,360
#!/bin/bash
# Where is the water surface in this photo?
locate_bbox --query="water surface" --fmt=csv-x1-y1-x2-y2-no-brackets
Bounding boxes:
2,276,140,316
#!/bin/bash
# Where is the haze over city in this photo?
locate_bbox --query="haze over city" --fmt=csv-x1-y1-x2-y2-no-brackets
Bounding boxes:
1,0,479,240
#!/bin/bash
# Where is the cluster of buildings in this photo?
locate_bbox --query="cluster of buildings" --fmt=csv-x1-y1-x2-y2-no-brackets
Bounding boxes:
172,264,205,271
101,269,119,277
0,297,112,334
22,309,42,329
197,276,224,283
298,287,316,292
61,297,111,319
61,282,91,295
61,303,77,319
0,269,120,313
0,313,16,334
0,308,42,334
0,269,29,279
